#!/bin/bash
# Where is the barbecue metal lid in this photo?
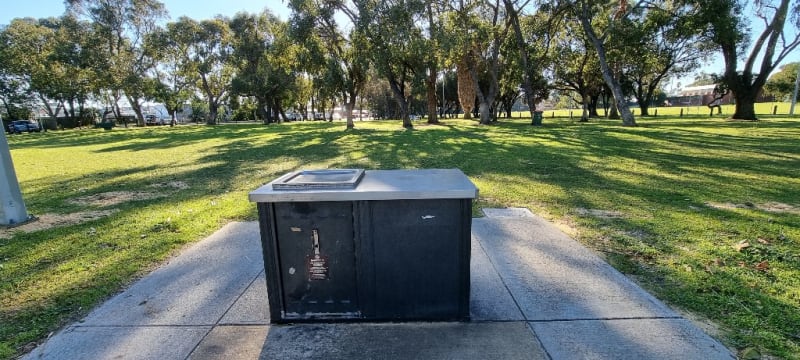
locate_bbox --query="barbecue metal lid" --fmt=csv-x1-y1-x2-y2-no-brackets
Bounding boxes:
270,169,365,190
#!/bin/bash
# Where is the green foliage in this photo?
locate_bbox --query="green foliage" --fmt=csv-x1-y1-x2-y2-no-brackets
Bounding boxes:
229,10,296,122
551,17,603,110
162,16,236,124
764,62,800,101
229,97,258,121
689,72,718,87
616,1,706,115
0,16,99,119
694,0,800,119
66,0,168,125
356,0,429,127
189,98,208,122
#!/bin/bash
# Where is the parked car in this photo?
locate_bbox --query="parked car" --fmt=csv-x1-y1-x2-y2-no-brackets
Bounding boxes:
145,114,165,126
7,120,41,134
284,112,301,121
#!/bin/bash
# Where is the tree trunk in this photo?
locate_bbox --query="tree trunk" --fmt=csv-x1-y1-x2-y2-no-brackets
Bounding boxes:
732,89,758,120
208,100,218,125
639,102,650,116
38,94,59,119
478,102,491,124
579,9,636,126
608,103,619,119
580,95,589,122
426,67,439,124
127,96,145,127
345,99,355,129
275,99,286,123
256,97,269,123
457,56,475,119
387,74,412,128
426,3,439,125
589,95,600,117
504,0,538,123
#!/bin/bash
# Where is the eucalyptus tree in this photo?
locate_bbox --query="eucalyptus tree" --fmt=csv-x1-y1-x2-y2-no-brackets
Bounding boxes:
356,0,428,128
543,0,642,125
436,70,459,117
145,26,192,122
0,72,33,120
503,0,554,123
165,17,235,124
0,17,100,124
47,15,101,123
551,20,605,121
494,55,523,118
442,0,480,119
618,2,705,116
764,62,799,101
0,20,40,120
0,18,63,119
696,0,800,120
229,11,296,124
425,0,444,124
441,0,510,125
290,75,314,120
289,0,369,129
67,0,167,126
286,2,333,121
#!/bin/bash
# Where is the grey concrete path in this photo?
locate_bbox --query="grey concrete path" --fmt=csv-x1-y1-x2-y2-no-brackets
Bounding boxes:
24,208,735,360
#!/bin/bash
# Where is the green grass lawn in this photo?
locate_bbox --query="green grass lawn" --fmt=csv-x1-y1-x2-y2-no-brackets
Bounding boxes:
1,117,799,359
505,101,799,119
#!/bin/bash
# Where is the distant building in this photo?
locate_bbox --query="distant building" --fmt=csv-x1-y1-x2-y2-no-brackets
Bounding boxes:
669,84,774,106
679,84,719,97
668,84,733,106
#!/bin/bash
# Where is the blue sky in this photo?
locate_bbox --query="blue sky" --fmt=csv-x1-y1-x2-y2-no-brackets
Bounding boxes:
0,0,291,24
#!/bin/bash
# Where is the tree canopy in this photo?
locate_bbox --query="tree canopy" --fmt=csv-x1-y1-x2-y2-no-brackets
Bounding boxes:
1,0,798,127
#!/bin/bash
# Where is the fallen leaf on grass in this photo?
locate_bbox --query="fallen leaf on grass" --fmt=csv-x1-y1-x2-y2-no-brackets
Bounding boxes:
754,261,769,272
756,238,770,245
740,347,761,360
733,240,751,252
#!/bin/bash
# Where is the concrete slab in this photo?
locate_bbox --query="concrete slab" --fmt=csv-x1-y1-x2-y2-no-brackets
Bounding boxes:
23,217,735,360
220,271,270,325
259,322,547,360
469,236,524,321
188,325,269,360
473,216,677,321
482,207,535,218
530,318,735,359
80,222,264,326
23,326,210,360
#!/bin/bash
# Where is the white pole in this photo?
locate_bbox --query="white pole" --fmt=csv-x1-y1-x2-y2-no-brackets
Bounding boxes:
790,64,800,115
0,115,30,225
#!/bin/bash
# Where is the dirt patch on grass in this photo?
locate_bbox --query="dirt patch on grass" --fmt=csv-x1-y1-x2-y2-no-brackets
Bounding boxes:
149,181,190,190
0,209,119,239
705,201,799,214
758,202,799,213
626,229,650,241
69,191,166,207
674,308,726,341
575,208,625,218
